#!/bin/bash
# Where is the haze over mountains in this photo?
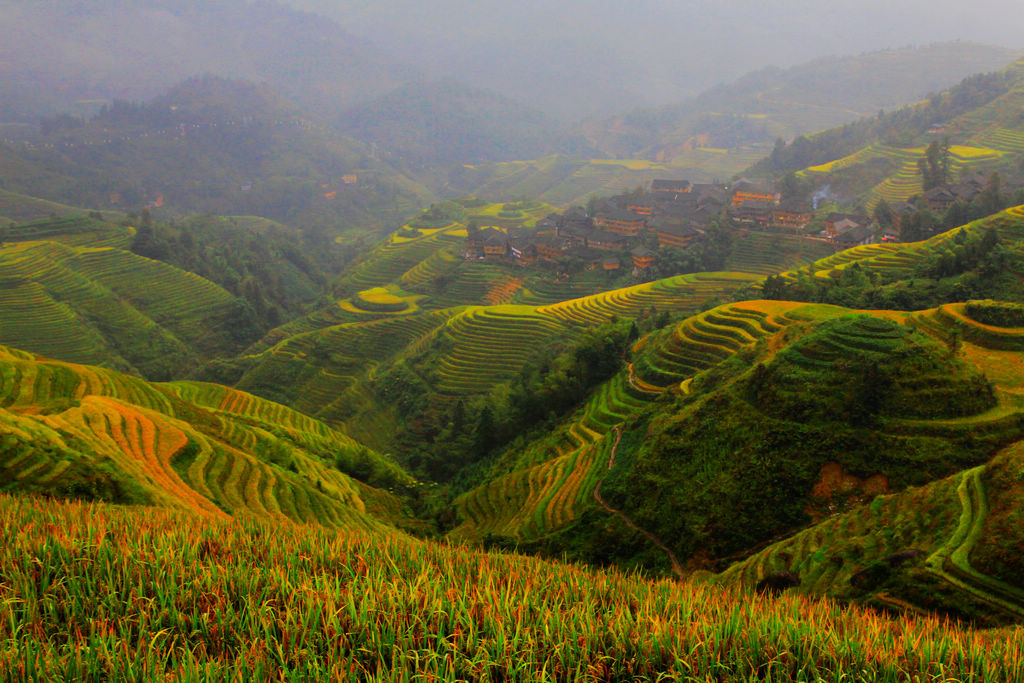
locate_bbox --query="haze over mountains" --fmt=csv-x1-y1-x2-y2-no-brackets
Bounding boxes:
289,0,1024,120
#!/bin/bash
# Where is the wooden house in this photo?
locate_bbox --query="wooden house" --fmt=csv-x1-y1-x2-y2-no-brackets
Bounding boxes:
586,229,631,251
731,200,772,227
534,235,566,263
631,246,656,270
480,228,509,258
825,213,870,235
771,199,813,231
651,179,691,200
833,225,874,249
627,201,654,216
593,208,646,237
651,219,704,249
731,179,776,207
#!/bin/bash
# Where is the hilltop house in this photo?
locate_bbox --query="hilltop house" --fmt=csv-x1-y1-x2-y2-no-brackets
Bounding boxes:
556,207,594,236
602,257,621,271
534,235,568,263
819,214,868,237
535,215,559,234
480,228,509,259
924,172,987,212
627,200,655,216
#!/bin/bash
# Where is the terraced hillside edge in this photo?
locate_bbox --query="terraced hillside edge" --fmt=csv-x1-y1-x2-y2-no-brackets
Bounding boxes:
0,232,254,378
0,345,417,533
717,300,1024,624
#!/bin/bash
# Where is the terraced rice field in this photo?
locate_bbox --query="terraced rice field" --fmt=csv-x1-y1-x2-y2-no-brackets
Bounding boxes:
909,301,1024,352
434,306,570,395
537,272,759,326
450,301,833,542
718,457,1024,623
804,144,916,175
716,467,964,597
633,301,802,388
1,214,134,249
783,206,1024,282
725,232,835,275
717,305,1024,620
0,241,236,374
338,230,464,294
398,247,461,289
451,436,611,542
866,160,925,208
419,265,516,310
482,275,523,305
237,310,458,418
0,189,98,223
0,281,133,371
0,345,404,532
970,127,1024,154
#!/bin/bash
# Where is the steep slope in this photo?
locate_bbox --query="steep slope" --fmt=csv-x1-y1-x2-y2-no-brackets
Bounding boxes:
0,344,416,532
443,207,1024,550
716,303,1024,625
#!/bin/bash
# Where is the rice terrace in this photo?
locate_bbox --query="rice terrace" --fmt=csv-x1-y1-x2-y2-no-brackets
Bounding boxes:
4,3,1024,680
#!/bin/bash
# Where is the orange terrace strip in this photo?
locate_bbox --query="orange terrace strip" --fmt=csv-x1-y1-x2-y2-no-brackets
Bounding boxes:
2,494,1023,682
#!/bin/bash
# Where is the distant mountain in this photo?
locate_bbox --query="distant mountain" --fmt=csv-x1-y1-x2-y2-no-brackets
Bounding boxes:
0,0,416,122
579,43,1022,160
286,1,1024,121
338,79,585,169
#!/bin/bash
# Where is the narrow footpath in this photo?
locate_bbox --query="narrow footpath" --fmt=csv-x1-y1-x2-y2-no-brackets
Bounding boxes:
593,425,686,580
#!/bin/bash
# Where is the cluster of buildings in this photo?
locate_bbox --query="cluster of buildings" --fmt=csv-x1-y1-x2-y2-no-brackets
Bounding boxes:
725,179,815,231
464,213,658,274
464,178,741,274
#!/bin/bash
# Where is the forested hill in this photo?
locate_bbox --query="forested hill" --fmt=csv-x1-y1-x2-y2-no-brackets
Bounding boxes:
1,76,435,237
338,79,590,169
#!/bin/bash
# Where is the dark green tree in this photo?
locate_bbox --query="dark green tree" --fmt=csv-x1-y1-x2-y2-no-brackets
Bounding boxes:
917,138,951,190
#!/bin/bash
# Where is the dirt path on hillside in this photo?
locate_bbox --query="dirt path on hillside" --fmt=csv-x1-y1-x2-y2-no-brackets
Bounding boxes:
593,426,686,580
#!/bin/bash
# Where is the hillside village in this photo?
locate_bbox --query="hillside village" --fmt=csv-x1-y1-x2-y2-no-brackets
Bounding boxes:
465,177,852,276
465,166,1017,279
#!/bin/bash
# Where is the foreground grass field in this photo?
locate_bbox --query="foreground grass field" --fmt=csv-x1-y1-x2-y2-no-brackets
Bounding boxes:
2,493,1022,682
